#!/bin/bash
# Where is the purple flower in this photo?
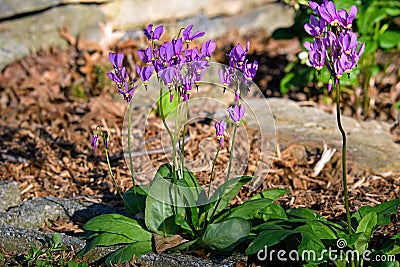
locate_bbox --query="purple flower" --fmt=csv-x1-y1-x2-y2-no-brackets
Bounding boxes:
107,67,129,88
228,104,245,124
101,131,110,149
189,61,208,89
304,15,326,38
184,47,202,62
118,82,138,102
319,1,340,27
137,47,153,65
333,57,345,79
136,65,154,86
171,38,183,62
181,74,193,101
159,43,173,67
227,42,249,68
144,24,164,41
218,67,234,87
304,39,326,71
183,24,205,44
201,40,216,61
213,120,226,148
160,67,176,87
243,60,258,80
91,132,99,150
109,52,124,70
338,5,357,29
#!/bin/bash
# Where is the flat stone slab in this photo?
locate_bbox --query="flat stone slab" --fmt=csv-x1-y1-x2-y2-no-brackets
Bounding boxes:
0,225,246,265
256,98,400,172
0,196,123,229
0,181,20,211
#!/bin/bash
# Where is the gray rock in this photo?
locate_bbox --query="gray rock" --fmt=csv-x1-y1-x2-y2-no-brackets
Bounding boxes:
252,98,400,172
0,225,246,265
138,252,247,267
0,181,20,211
0,0,61,19
0,4,105,71
0,225,115,262
0,196,123,229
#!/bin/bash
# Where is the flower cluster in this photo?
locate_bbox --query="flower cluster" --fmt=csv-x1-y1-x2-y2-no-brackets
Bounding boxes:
91,126,110,150
218,42,258,101
107,24,216,103
107,53,138,102
212,103,246,148
304,0,364,88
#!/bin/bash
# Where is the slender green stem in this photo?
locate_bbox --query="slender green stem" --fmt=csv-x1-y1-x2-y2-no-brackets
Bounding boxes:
226,124,238,181
208,148,220,197
180,101,189,177
127,101,135,186
335,83,352,234
159,82,178,182
207,123,238,224
127,101,143,214
105,148,136,215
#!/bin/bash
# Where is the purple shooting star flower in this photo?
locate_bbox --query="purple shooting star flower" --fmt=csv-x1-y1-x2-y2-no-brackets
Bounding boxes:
136,65,154,88
160,67,176,88
137,47,153,65
109,52,124,71
144,24,164,41
183,24,205,44
319,1,341,27
338,5,357,29
91,131,99,150
304,15,326,38
118,82,138,103
201,40,216,61
243,60,258,80
228,104,246,124
213,120,226,148
218,67,234,89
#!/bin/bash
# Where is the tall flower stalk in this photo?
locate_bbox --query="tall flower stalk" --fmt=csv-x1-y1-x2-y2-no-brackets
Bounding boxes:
304,0,364,234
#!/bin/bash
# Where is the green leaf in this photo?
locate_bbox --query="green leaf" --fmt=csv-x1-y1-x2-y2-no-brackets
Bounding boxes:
280,72,296,95
379,233,400,255
51,233,62,248
205,176,252,221
296,220,337,240
260,203,288,221
158,90,179,119
352,199,400,227
287,208,326,221
105,241,152,266
176,180,200,231
123,186,148,216
145,176,180,236
77,232,136,257
296,220,337,263
356,212,377,240
246,229,298,255
385,7,400,16
83,214,152,241
154,163,174,179
249,188,289,201
200,218,251,252
215,198,274,222
379,30,400,49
